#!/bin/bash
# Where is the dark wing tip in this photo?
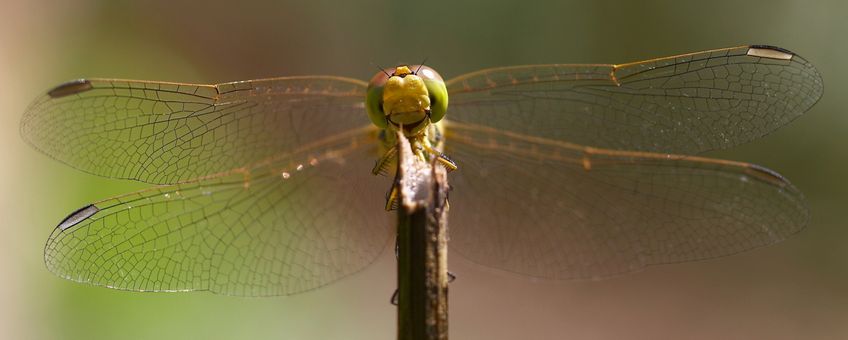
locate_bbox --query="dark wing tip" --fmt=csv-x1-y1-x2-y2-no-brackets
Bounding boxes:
47,79,93,98
56,204,100,231
746,45,796,61
748,44,796,55
744,164,792,189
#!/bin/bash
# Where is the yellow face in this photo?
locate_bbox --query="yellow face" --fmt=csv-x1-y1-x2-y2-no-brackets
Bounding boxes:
380,66,431,135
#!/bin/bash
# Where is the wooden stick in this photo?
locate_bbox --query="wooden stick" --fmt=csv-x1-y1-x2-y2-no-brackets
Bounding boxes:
396,131,450,340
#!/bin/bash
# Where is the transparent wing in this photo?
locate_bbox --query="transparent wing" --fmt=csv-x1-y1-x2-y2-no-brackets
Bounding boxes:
446,45,822,154
44,127,392,296
21,76,368,184
445,121,807,279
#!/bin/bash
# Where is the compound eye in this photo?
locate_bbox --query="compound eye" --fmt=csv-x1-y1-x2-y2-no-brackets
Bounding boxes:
368,68,395,89
410,65,444,82
366,69,392,129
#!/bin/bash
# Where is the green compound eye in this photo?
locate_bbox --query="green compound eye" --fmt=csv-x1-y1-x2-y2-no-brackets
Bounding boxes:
365,81,387,128
414,66,447,123
423,76,447,123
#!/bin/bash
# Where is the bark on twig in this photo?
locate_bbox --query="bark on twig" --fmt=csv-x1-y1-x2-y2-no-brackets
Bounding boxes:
396,131,450,340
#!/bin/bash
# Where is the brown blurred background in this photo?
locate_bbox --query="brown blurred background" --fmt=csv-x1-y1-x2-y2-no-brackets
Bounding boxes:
2,1,846,339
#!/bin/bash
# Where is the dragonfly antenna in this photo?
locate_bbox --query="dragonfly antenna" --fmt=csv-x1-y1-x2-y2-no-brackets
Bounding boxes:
370,61,390,77
415,57,429,74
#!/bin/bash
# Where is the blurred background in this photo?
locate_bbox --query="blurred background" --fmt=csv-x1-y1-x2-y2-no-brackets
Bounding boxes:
2,1,846,339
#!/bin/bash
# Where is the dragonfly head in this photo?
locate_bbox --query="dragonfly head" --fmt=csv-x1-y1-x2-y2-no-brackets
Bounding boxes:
367,64,448,137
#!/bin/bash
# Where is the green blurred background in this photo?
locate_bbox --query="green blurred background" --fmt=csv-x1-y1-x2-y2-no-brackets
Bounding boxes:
2,1,846,339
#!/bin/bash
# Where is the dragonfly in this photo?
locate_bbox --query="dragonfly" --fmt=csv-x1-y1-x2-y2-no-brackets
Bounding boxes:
21,45,822,296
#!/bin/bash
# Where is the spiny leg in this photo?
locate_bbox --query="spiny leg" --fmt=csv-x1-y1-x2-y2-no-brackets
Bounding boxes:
372,145,397,176
385,183,399,211
421,141,457,172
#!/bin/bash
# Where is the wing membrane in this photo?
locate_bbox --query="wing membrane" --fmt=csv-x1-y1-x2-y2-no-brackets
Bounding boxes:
446,45,822,154
445,121,807,279
22,76,369,184
44,127,391,296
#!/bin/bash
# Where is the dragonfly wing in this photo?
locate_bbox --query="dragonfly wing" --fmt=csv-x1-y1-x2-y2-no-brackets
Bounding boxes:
22,76,368,184
444,121,807,279
44,127,391,296
446,45,822,154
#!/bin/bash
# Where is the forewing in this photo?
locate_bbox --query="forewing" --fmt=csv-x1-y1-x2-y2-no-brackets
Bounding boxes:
446,45,822,154
21,76,368,184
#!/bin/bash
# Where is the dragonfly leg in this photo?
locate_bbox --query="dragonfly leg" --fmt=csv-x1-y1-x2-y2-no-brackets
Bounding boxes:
420,140,457,172
391,233,400,305
390,274,455,306
390,289,399,305
384,167,400,211
372,145,397,176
